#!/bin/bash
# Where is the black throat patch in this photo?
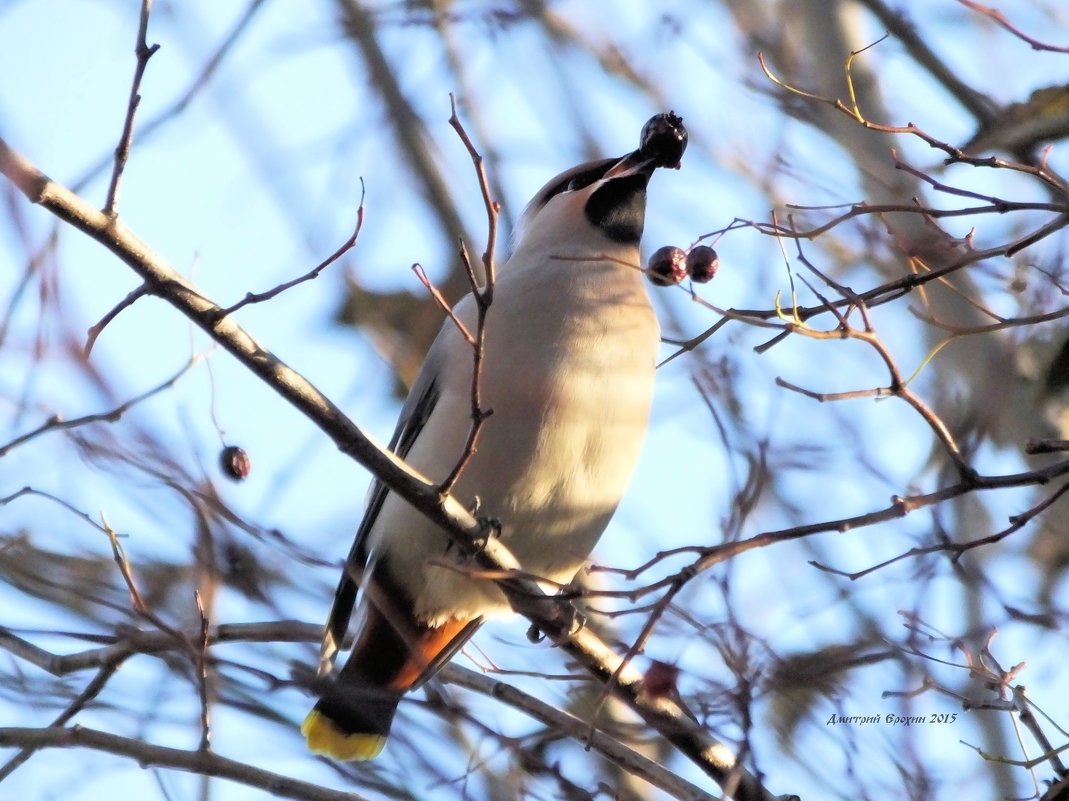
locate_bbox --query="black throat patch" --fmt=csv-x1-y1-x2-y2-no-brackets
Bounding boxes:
584,173,648,244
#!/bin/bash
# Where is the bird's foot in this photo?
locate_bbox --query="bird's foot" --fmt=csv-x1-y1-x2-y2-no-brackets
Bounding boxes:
470,514,501,552
525,598,586,642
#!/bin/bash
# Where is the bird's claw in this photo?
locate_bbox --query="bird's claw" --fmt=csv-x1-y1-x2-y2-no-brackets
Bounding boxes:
525,598,585,642
470,515,501,552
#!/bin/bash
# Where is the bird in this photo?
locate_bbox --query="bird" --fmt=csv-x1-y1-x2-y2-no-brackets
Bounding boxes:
302,113,687,761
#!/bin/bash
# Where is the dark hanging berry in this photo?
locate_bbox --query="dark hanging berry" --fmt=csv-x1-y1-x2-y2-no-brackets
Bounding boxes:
647,245,687,287
686,245,719,283
640,660,681,699
219,445,251,481
639,111,688,169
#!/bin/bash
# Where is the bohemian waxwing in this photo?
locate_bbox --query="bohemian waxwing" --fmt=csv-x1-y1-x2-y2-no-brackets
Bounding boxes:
303,112,688,760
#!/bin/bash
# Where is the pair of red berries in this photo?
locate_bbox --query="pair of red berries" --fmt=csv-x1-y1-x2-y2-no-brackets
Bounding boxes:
646,244,719,287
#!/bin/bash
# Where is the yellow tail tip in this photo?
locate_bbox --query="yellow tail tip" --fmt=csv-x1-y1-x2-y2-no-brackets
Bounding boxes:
302,709,387,761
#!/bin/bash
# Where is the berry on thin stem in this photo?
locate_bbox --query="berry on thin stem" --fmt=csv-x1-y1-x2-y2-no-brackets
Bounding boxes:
647,245,687,287
686,245,719,283
220,445,251,481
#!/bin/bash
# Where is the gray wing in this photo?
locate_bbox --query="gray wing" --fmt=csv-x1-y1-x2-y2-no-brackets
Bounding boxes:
318,336,448,671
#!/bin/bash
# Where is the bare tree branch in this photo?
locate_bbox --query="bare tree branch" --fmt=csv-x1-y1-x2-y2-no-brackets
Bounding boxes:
955,0,1069,53
222,182,367,316
443,664,721,801
0,726,367,801
103,0,158,216
0,352,205,456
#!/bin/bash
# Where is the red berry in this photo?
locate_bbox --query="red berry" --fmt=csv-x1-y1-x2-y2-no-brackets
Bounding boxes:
640,660,681,699
639,112,688,169
220,445,251,481
686,245,719,283
647,245,687,286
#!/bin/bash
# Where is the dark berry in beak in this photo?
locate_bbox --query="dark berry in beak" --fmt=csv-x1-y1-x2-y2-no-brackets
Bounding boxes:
639,112,688,169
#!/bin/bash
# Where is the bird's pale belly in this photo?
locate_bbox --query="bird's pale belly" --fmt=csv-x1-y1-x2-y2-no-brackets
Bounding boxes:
377,344,654,625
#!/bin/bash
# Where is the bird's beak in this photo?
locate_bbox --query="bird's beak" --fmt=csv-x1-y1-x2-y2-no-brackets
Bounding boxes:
602,150,660,181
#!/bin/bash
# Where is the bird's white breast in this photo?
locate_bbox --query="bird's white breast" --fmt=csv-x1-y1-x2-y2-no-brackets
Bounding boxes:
370,251,659,625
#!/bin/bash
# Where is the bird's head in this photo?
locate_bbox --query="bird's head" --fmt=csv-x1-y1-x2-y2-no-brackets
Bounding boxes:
510,112,687,264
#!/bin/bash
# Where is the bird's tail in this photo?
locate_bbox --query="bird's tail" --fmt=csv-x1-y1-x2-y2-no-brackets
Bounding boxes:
303,598,481,761
302,689,398,761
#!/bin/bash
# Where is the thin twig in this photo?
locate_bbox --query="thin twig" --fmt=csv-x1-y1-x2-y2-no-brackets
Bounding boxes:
73,0,268,195
84,283,151,355
574,450,1069,612
774,304,974,476
0,487,111,534
0,352,206,457
438,98,500,496
193,591,212,752
775,376,889,402
104,0,159,216
221,180,366,315
103,515,177,635
591,579,688,740
1026,438,1069,455
909,305,1069,336
442,664,720,801
757,51,1069,192
660,210,1065,365
436,241,494,497
411,263,475,345
0,621,321,677
447,93,499,290
0,659,125,780
737,255,983,474
0,727,365,801
853,0,995,122
690,460,1069,576
811,481,1069,580
658,316,730,367
955,0,1069,53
